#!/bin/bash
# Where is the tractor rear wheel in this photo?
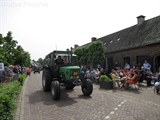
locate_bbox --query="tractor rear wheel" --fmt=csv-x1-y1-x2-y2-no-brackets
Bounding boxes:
42,69,52,92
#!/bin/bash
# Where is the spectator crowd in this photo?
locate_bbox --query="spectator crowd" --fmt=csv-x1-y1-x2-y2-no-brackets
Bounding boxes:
80,60,160,93
0,61,31,83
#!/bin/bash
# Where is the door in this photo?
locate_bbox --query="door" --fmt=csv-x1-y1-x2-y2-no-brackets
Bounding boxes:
107,57,113,74
155,55,160,72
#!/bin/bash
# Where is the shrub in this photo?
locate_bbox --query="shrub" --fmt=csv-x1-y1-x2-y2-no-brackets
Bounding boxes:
18,73,27,85
0,81,22,120
99,75,112,82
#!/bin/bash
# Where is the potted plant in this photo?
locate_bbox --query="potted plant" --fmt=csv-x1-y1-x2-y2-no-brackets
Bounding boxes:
99,75,113,89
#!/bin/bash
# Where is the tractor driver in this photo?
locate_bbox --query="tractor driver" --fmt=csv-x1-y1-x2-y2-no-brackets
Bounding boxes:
55,56,64,65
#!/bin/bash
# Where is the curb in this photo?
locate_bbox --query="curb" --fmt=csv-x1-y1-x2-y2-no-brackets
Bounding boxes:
13,76,28,120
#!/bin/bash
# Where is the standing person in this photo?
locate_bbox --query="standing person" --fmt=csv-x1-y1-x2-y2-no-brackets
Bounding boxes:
113,62,119,70
13,65,19,74
97,63,101,71
124,62,130,70
27,67,31,76
1,67,7,83
143,60,151,71
0,60,4,83
5,65,13,82
55,56,64,65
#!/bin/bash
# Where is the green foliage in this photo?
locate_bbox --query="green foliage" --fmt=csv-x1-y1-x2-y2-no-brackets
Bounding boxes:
74,40,106,67
0,31,31,66
0,81,22,120
37,58,45,66
99,75,111,82
19,73,27,85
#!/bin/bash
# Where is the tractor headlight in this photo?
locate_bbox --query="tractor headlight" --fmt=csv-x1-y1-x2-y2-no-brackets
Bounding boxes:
77,76,79,79
70,76,73,79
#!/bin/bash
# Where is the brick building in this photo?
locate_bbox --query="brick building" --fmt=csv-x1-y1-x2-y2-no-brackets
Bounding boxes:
76,15,160,73
99,15,160,73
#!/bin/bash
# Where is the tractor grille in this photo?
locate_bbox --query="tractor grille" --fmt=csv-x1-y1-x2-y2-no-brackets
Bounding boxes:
71,70,80,76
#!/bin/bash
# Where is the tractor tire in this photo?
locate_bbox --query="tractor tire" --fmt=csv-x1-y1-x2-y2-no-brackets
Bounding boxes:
51,81,61,100
81,78,93,96
42,69,52,92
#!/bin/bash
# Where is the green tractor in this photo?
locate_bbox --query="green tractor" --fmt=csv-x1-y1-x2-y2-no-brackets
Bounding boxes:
42,50,93,100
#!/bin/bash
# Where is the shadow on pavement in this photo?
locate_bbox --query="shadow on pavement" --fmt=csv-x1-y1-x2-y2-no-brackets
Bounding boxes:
112,88,142,94
27,87,92,107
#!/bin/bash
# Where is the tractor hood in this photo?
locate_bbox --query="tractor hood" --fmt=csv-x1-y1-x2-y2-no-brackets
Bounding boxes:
59,66,80,80
60,66,80,70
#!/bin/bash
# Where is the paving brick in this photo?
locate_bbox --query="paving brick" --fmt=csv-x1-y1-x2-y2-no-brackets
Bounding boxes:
14,72,160,120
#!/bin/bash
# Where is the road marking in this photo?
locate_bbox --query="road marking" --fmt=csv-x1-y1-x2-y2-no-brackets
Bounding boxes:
110,111,114,114
104,100,127,119
105,116,110,119
118,104,121,107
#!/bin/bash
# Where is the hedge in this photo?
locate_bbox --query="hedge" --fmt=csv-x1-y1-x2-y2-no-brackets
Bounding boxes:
0,73,26,120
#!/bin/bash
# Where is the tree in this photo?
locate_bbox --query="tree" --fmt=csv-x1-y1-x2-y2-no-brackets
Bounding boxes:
3,31,18,65
0,31,31,66
74,40,106,68
37,58,44,66
14,45,31,66
74,46,89,66
88,41,106,67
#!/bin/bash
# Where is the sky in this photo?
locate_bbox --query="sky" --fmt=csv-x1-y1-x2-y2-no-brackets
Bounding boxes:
0,0,160,61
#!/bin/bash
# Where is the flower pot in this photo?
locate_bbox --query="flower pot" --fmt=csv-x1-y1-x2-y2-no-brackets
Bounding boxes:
99,81,113,89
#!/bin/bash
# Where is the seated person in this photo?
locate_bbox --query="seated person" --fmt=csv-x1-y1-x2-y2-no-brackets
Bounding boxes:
55,56,64,65
154,70,160,93
128,68,134,78
95,69,100,82
139,66,146,83
125,70,138,88
145,68,153,86
123,68,129,77
63,56,68,63
99,68,105,76
111,69,120,88
80,69,85,79
85,68,90,78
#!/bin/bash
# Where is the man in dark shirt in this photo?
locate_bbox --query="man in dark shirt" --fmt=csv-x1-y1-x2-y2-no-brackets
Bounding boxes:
55,56,64,65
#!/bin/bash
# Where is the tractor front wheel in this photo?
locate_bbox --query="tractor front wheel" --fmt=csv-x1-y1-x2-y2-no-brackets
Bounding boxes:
51,81,61,100
81,79,93,96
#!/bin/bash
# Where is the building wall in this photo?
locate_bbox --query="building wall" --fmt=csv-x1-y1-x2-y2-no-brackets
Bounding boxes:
106,43,160,71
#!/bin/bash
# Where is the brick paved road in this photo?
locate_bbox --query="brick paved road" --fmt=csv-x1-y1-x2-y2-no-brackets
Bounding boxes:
14,72,160,120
